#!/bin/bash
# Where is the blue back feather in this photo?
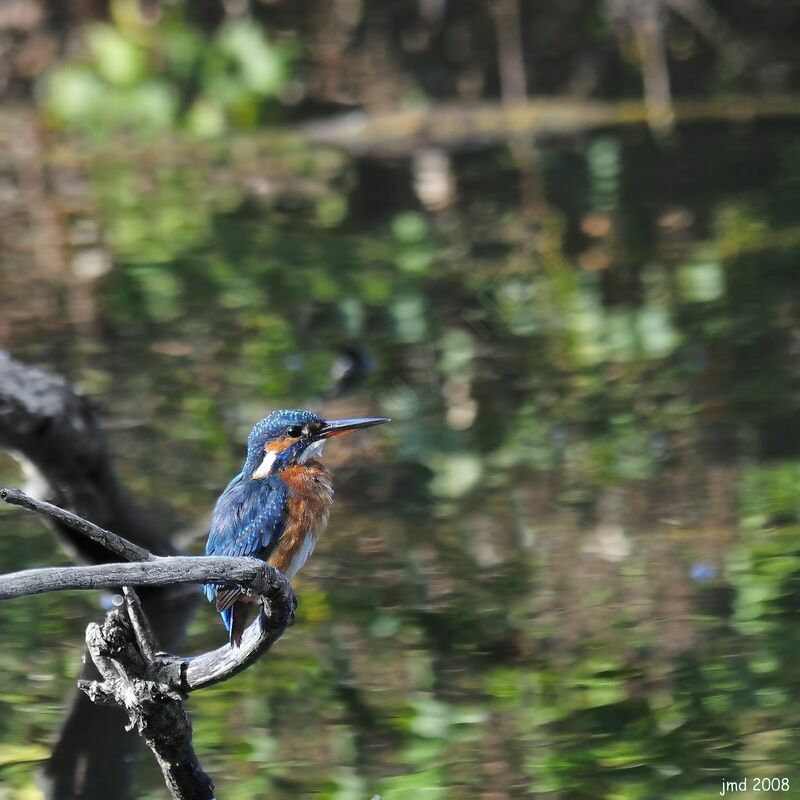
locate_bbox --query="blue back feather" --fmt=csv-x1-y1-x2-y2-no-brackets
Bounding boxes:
204,471,289,630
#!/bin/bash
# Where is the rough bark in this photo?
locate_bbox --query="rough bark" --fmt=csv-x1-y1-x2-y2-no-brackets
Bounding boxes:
0,553,283,599
76,589,294,799
81,605,216,800
0,490,297,798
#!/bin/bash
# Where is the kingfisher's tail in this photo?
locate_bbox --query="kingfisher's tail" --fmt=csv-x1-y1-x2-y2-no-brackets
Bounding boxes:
219,597,250,647
206,584,249,646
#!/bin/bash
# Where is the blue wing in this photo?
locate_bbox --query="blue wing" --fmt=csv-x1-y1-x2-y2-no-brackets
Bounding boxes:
204,473,288,634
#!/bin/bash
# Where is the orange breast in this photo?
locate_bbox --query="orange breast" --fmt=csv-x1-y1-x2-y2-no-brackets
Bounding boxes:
268,460,334,578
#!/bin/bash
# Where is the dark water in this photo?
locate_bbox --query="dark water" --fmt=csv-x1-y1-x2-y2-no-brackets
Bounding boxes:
2,120,800,799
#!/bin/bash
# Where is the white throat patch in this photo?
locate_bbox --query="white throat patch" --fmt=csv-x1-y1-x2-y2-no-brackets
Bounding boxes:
252,439,325,478
252,450,278,479
298,440,325,464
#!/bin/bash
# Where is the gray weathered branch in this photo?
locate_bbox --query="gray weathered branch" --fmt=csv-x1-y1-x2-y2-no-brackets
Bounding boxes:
183,587,295,692
0,356,298,799
0,487,154,563
72,582,295,799
73,574,294,800
0,554,283,600
79,597,215,800
0,509,296,693
1,492,297,798
0,554,296,688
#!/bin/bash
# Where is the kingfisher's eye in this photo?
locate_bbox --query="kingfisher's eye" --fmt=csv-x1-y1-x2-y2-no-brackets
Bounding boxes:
286,425,303,438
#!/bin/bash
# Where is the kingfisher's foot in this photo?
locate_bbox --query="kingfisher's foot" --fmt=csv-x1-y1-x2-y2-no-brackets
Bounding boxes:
288,594,299,626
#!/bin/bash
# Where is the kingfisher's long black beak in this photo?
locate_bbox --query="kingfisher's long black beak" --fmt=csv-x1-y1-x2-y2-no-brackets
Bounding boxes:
318,417,390,439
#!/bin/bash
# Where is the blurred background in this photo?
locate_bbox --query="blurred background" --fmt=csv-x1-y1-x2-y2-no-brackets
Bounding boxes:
2,0,800,798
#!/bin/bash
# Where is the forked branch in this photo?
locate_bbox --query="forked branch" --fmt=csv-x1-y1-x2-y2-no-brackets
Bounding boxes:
0,488,296,799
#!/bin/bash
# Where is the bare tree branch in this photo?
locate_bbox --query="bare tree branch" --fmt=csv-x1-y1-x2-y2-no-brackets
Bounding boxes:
0,493,297,799
0,554,284,600
0,359,301,798
1,487,154,563
79,604,215,800
123,586,158,662
183,590,295,691
81,579,293,798
75,579,294,799
0,550,297,691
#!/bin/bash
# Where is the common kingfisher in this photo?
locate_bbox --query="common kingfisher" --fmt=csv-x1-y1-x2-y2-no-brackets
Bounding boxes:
204,409,389,646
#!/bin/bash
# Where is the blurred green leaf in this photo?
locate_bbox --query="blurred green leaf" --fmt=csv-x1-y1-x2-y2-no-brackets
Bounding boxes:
86,23,146,87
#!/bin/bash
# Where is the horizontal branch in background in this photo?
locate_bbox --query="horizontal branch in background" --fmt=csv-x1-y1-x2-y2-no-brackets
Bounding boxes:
303,95,800,154
1,96,797,170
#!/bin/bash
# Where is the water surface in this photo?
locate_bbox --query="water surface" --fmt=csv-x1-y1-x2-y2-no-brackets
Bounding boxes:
2,120,800,799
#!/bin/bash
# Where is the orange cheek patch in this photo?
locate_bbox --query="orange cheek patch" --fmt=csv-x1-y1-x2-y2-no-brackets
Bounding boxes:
265,437,295,453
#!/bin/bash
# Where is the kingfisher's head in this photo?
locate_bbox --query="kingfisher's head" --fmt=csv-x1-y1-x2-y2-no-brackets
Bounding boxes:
244,409,389,479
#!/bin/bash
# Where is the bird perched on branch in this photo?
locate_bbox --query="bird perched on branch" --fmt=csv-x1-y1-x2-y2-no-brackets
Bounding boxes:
204,410,389,646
